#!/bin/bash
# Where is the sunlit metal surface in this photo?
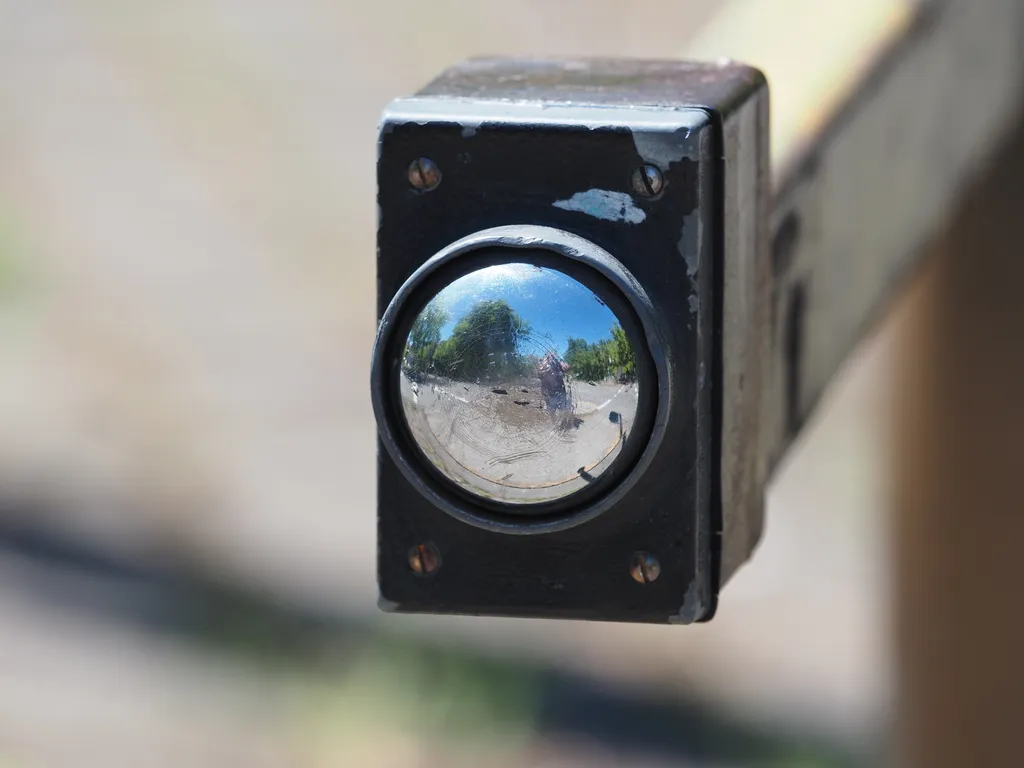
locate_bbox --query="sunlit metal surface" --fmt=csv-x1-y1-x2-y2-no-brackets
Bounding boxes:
399,263,643,506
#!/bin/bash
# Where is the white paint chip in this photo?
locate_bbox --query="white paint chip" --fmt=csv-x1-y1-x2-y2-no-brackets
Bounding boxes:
553,189,646,224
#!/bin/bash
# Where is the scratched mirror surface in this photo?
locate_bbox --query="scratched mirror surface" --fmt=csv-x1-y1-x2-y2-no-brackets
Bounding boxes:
399,262,643,506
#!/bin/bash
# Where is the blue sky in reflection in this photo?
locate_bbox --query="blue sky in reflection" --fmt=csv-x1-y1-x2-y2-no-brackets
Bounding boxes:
432,263,621,356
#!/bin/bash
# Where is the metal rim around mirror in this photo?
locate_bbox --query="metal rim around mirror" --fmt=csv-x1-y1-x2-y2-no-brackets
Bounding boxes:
371,226,671,533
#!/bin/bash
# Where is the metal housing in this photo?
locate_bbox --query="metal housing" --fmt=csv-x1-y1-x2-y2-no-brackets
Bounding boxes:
375,58,769,622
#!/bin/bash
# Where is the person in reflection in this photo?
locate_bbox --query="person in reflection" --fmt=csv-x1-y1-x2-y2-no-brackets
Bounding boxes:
537,351,571,411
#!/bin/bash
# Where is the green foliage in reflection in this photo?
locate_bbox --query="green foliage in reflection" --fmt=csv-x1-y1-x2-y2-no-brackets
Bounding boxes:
563,324,636,383
404,301,448,377
564,336,611,382
406,299,639,385
610,323,636,380
431,299,531,381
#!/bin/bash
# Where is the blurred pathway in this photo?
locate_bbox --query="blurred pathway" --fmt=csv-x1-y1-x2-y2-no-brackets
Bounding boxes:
0,0,887,758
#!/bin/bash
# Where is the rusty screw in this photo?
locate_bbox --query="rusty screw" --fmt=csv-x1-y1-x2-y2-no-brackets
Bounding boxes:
629,164,664,198
629,552,661,584
408,157,441,191
408,542,441,576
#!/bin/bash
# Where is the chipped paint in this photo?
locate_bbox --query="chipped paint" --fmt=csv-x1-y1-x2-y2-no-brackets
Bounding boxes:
679,223,699,278
668,580,705,624
688,295,698,314
377,596,401,612
553,189,645,224
384,98,708,134
633,125,694,168
461,125,477,138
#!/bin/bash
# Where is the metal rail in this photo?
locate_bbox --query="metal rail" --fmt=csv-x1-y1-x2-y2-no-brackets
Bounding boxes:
699,0,1024,474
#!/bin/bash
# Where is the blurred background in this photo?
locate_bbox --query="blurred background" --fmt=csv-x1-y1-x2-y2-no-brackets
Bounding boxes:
0,1,892,765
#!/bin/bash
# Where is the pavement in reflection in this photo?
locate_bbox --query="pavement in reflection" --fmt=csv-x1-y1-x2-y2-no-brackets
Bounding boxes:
401,372,638,502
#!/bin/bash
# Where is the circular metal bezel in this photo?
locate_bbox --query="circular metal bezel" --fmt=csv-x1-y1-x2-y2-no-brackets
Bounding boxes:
371,225,672,534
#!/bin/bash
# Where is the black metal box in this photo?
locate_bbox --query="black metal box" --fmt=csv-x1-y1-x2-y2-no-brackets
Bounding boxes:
373,58,769,623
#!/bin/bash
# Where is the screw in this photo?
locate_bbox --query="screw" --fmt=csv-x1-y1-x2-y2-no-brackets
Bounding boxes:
630,552,661,584
408,542,441,576
630,164,664,198
408,157,441,191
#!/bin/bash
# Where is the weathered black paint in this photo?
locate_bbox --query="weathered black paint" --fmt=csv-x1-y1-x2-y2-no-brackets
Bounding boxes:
375,58,766,623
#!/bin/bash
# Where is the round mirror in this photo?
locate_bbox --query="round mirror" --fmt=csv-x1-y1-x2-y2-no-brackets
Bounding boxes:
398,262,645,507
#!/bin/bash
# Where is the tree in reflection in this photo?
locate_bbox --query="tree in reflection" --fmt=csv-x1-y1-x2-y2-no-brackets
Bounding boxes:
609,323,636,382
432,299,531,381
403,302,448,378
565,337,611,382
564,324,636,383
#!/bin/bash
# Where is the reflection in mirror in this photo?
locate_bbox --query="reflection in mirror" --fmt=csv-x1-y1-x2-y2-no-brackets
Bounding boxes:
398,263,643,507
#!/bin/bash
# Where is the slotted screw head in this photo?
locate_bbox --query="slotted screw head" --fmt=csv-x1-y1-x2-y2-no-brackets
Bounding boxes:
630,552,661,584
408,157,441,191
409,542,441,575
630,164,664,197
